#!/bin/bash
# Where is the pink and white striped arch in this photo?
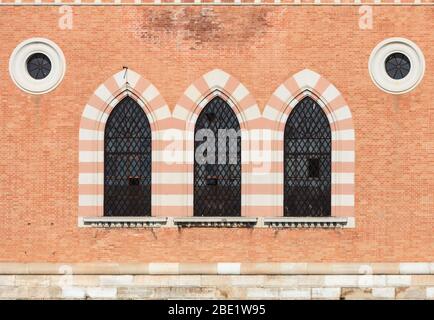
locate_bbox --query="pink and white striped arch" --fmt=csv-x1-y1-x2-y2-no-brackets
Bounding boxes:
263,69,355,217
78,68,354,219
78,69,171,217
172,69,262,216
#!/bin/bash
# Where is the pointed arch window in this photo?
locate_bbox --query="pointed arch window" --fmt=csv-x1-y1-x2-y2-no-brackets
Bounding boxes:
284,96,331,217
194,96,241,217
104,96,152,216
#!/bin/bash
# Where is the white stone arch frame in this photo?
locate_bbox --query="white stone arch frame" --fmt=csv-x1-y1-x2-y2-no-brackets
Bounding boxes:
172,69,261,216
78,69,170,218
263,69,355,217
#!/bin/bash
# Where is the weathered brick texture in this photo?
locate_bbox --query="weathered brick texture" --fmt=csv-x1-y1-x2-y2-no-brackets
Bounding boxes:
0,6,433,264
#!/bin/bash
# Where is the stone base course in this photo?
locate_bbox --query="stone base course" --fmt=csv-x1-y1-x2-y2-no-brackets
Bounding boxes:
1,272,433,299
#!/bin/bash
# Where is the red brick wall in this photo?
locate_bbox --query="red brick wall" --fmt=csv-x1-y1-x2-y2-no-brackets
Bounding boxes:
0,6,433,262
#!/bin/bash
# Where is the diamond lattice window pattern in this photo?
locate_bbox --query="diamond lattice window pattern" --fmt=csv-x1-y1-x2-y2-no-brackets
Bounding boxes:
104,96,152,217
284,96,332,217
194,96,241,217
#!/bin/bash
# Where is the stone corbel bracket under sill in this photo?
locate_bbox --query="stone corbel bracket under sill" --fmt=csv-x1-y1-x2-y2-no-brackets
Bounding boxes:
79,217,355,229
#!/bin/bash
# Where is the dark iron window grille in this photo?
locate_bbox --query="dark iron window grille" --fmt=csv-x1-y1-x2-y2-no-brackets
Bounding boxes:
385,52,411,80
26,53,52,80
307,158,321,179
104,96,151,216
284,96,331,217
194,96,241,217
205,112,216,122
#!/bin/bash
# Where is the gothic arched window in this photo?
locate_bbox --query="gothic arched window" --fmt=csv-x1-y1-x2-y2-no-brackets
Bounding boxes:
284,96,331,217
194,96,241,217
104,96,152,216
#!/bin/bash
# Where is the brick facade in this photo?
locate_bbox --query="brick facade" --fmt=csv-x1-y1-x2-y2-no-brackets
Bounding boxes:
0,4,433,279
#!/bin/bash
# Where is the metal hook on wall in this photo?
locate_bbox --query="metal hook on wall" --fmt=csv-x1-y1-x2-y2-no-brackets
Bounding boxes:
123,66,129,88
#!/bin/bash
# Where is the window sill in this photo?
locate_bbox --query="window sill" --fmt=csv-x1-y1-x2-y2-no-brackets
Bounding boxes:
173,217,258,228
262,217,355,228
79,216,355,229
79,217,167,228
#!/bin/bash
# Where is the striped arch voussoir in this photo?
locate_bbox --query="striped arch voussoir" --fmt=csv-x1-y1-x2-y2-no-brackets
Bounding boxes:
264,69,354,130
78,69,170,217
263,69,355,217
172,69,262,217
173,69,261,131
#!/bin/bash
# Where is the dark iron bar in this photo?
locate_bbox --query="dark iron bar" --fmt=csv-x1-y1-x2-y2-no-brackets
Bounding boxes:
194,96,241,217
104,96,152,217
284,96,332,217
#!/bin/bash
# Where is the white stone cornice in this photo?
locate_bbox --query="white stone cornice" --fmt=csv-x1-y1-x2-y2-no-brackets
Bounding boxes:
1,262,433,275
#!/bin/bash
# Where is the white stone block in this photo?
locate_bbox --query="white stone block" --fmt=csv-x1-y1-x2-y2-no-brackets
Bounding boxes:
142,84,159,102
274,84,292,103
243,105,261,121
82,105,107,123
79,194,103,206
330,105,352,122
312,287,340,299
79,151,103,163
99,275,133,286
426,287,434,299
152,194,192,206
246,288,279,299
263,105,281,121
331,194,355,207
153,106,171,121
94,84,112,103
62,287,86,299
293,69,320,90
332,129,355,141
232,83,249,102
86,287,117,299
173,105,190,120
217,263,241,275
79,173,103,185
79,128,103,141
279,288,311,299
203,69,230,89
324,275,359,287
332,173,354,184
148,263,179,274
0,276,15,286
386,275,412,286
372,287,395,299
332,150,355,162
400,263,431,274
231,276,265,287
321,84,340,104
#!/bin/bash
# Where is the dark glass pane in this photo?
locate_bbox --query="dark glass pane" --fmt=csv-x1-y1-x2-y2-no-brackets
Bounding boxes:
308,158,320,178
385,53,411,80
104,96,151,216
26,53,51,80
194,96,241,217
284,97,331,217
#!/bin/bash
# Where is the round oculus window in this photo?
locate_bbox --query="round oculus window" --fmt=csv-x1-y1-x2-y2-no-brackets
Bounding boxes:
9,38,66,94
385,52,411,80
26,53,52,80
368,38,425,94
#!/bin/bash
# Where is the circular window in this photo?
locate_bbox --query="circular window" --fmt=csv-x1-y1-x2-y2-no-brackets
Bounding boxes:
26,53,52,80
9,38,66,94
368,38,425,94
385,53,411,80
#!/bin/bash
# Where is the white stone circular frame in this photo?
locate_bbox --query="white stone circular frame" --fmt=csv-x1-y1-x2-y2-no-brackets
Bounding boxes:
368,37,425,94
9,38,66,94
